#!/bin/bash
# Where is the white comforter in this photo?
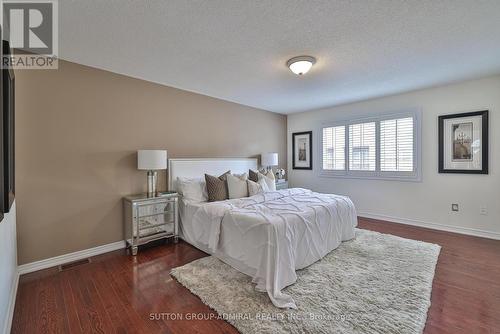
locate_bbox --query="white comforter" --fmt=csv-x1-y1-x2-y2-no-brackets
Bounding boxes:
185,188,357,309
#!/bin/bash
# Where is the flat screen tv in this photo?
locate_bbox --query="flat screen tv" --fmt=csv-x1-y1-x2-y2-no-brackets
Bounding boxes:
2,39,14,213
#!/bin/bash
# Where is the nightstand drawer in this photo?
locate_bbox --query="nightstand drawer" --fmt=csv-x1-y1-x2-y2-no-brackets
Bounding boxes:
134,201,176,221
137,220,174,238
136,214,175,235
275,181,288,190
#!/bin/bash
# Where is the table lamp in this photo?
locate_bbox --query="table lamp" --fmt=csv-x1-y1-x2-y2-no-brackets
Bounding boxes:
137,150,167,197
261,152,278,172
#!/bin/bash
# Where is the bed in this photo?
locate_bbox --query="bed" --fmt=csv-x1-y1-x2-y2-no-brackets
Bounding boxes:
169,158,358,309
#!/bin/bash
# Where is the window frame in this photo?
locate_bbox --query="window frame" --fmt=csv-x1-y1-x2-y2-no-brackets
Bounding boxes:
317,110,422,182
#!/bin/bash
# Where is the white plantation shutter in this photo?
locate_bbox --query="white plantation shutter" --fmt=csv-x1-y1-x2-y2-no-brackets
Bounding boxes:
319,111,420,180
322,126,345,170
349,122,376,171
380,117,414,172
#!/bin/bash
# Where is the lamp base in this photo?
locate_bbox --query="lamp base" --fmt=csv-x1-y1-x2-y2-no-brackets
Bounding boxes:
147,170,158,197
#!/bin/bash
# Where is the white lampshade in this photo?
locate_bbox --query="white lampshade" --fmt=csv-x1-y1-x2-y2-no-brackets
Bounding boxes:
261,152,278,167
137,150,167,170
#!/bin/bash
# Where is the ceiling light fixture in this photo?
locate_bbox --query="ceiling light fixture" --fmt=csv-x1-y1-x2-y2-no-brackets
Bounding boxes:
287,56,316,75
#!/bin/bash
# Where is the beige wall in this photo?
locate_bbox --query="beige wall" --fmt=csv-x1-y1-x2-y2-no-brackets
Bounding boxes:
16,60,287,264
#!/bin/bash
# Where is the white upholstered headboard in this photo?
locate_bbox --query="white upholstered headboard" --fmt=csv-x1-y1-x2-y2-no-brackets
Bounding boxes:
168,158,258,191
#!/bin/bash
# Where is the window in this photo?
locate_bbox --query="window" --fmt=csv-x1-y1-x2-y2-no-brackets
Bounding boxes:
319,111,421,181
349,122,376,171
351,146,370,170
380,117,413,172
322,126,345,170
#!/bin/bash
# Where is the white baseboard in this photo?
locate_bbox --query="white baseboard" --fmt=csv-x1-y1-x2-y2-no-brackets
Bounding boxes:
359,212,500,240
2,271,19,334
18,240,126,276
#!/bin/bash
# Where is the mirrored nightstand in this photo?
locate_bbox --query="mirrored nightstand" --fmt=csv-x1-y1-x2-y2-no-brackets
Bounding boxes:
276,180,288,190
123,192,179,255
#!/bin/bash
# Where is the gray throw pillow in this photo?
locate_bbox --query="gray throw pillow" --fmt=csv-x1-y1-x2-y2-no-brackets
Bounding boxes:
249,169,259,183
205,171,231,201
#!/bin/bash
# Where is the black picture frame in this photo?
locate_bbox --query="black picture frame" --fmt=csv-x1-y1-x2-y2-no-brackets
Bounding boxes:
2,39,14,211
0,28,5,222
292,131,313,170
438,110,488,174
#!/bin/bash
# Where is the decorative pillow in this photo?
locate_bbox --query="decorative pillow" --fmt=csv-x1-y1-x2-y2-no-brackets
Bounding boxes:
227,173,249,199
258,176,270,192
248,169,259,183
176,177,208,202
247,179,263,196
205,171,231,202
258,170,276,191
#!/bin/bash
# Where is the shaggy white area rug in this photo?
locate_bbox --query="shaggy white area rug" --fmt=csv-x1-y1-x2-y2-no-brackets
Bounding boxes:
170,229,440,334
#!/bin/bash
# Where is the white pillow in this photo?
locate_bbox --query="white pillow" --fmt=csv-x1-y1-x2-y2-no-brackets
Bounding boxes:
227,173,249,199
247,179,263,196
258,177,270,192
176,177,208,202
258,170,276,191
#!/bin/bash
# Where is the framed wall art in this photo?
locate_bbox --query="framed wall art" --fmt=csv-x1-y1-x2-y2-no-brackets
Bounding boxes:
292,131,312,170
3,40,14,211
438,110,488,174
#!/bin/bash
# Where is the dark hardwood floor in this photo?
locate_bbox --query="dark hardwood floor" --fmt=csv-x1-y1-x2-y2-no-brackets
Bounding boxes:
11,218,500,334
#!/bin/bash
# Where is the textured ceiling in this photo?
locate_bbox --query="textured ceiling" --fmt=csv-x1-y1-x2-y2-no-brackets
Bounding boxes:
59,0,500,114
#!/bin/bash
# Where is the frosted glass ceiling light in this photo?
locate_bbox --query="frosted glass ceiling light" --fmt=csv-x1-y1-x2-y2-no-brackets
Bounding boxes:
287,56,316,75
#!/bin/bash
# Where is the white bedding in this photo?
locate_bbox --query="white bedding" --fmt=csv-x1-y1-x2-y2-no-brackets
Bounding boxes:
179,188,357,309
